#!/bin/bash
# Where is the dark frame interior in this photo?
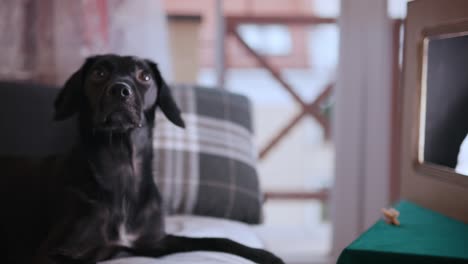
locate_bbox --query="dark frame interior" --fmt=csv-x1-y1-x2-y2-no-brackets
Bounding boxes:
423,34,468,169
416,20,468,186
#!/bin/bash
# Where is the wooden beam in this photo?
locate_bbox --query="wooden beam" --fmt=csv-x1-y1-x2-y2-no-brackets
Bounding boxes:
305,83,334,138
259,111,306,160
230,28,308,108
264,189,330,201
226,15,336,28
308,83,334,110
230,26,335,158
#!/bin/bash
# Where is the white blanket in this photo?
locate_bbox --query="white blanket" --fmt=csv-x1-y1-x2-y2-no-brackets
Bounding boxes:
101,215,264,264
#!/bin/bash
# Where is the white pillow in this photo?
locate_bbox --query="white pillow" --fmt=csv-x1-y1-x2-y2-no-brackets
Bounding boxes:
101,215,263,264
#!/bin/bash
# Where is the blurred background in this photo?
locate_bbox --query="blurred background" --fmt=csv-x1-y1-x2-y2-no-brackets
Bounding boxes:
0,0,410,263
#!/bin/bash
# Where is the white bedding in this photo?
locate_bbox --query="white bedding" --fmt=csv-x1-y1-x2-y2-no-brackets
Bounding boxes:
101,215,264,264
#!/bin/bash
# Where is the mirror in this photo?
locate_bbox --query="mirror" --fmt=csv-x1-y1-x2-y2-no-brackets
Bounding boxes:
419,29,468,176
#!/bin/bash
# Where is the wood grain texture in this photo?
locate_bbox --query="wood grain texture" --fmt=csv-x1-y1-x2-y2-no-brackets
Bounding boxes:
400,0,468,223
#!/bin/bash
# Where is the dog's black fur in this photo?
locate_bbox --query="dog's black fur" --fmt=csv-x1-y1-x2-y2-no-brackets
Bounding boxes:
0,55,284,264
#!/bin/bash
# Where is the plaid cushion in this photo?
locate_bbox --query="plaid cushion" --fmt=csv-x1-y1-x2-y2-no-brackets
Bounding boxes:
152,84,262,224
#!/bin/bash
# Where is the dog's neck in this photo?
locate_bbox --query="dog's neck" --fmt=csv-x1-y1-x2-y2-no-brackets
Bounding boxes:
78,123,156,201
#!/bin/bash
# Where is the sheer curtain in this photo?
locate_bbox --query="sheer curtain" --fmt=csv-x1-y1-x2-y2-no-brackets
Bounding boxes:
332,0,393,259
107,0,173,81
53,0,173,84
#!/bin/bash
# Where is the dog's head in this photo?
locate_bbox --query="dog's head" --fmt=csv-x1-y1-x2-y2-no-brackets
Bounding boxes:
54,54,185,131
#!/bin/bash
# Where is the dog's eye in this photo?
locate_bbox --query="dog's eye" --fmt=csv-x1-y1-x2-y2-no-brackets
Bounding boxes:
91,68,109,81
138,70,152,82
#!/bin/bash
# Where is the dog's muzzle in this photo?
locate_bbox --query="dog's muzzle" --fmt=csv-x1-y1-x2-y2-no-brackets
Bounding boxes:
108,82,133,99
93,82,141,130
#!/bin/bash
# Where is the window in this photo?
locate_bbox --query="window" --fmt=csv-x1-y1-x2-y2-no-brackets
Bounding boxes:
238,24,292,56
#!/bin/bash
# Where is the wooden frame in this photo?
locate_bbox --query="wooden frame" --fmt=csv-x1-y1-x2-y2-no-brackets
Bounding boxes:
224,15,336,202
400,0,468,223
224,14,403,204
414,19,468,188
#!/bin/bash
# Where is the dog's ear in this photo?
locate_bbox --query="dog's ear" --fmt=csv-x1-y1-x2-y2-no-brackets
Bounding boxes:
54,57,96,121
145,60,185,128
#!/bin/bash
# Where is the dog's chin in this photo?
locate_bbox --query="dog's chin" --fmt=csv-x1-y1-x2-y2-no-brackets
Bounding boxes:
95,123,137,133
94,112,141,132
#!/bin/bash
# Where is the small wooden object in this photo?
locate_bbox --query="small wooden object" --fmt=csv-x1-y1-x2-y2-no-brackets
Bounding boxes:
381,208,400,226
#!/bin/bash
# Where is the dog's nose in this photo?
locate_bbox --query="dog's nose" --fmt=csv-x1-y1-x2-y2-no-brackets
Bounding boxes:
109,83,132,98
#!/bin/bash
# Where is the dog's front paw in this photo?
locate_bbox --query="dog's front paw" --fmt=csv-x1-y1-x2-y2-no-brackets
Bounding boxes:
253,250,285,264
264,254,285,264
50,248,93,264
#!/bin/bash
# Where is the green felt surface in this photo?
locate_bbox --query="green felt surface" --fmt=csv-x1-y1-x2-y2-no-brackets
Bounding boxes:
337,200,468,264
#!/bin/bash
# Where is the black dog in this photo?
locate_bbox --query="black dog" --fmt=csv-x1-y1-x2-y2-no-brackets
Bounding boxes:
0,55,284,264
